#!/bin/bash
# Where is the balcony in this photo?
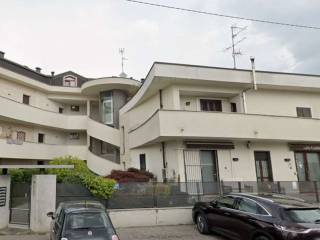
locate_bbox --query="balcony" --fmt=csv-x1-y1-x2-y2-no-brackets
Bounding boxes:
0,138,87,160
86,151,121,176
128,110,320,148
0,95,87,130
87,118,120,147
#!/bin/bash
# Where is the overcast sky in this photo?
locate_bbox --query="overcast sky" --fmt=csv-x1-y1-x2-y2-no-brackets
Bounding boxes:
1,0,320,79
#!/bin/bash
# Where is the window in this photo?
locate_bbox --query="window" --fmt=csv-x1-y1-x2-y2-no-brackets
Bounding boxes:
296,107,312,118
254,151,273,182
38,133,44,143
23,94,30,105
59,107,63,114
71,105,80,112
69,132,80,140
216,196,235,209
200,99,222,112
140,154,146,171
237,198,269,215
101,94,113,125
230,102,237,112
63,75,77,87
17,131,26,142
101,141,115,154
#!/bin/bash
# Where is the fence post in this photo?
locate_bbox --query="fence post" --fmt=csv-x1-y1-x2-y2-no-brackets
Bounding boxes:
277,181,281,194
220,180,224,196
313,181,319,203
153,182,157,208
196,182,201,202
238,182,242,193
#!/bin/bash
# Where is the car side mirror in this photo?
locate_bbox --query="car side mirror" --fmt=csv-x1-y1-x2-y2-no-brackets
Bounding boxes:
47,212,56,219
210,200,218,207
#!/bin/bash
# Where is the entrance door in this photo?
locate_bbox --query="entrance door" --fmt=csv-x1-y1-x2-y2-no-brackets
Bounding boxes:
184,150,219,194
295,152,320,182
254,151,273,182
10,183,31,226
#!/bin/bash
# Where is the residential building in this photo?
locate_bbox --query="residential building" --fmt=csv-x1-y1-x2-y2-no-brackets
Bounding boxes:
1,51,320,187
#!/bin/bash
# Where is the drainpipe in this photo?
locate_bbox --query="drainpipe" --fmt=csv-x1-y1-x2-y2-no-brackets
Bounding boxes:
250,56,258,91
242,91,248,113
161,142,167,183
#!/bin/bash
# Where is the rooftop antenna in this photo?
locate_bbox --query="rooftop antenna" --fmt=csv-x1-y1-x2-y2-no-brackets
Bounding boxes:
223,24,247,69
119,48,128,78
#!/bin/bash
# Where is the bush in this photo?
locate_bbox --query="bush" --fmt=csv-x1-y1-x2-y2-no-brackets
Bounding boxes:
106,168,154,183
48,156,116,199
9,169,41,183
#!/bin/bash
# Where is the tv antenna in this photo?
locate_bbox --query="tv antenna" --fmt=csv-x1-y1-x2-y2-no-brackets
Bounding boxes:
119,48,128,77
224,24,247,69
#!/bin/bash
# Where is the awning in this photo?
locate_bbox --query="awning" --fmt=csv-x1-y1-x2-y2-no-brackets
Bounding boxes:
289,144,320,151
185,141,234,149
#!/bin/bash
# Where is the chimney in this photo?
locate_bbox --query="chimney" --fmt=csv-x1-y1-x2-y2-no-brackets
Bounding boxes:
35,67,41,73
250,57,257,90
0,51,5,59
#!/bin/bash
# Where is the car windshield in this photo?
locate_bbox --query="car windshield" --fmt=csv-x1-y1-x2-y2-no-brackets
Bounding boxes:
66,212,111,229
285,208,320,223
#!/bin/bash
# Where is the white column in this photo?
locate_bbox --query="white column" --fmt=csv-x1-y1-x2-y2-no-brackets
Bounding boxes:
87,99,91,117
0,175,11,229
30,175,56,233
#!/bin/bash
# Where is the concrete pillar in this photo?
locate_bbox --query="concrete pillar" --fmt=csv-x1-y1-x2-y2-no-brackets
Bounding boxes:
87,99,91,117
0,175,11,229
30,175,56,233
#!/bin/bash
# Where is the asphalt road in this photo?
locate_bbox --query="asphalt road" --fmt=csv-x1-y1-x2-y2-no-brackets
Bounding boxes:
0,225,225,240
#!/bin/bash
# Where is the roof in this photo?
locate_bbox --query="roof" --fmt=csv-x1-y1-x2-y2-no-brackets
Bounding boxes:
59,201,106,213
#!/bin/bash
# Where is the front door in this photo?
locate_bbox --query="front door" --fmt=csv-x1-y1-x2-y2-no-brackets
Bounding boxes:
254,151,273,182
184,150,219,194
295,152,320,182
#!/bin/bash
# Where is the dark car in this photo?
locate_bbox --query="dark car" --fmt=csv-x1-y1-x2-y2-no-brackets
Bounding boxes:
192,193,320,240
47,201,119,240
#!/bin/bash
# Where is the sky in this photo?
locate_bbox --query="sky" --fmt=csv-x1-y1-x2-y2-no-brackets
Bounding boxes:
1,0,320,80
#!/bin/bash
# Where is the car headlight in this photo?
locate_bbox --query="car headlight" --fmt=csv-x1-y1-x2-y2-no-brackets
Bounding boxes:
275,224,312,234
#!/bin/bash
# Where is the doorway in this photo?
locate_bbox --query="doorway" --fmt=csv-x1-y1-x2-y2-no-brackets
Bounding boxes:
254,151,273,182
295,152,320,182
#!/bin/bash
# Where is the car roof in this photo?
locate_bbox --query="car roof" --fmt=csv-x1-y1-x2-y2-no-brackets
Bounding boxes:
227,193,317,208
58,201,106,213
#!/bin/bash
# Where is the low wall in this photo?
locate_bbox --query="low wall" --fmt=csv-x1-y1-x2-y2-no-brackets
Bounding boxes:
109,207,193,228
0,175,11,229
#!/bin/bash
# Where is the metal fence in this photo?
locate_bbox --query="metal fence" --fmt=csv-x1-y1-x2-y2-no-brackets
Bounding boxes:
56,181,320,210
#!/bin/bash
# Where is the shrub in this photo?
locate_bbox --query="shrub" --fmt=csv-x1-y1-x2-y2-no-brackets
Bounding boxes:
106,168,154,183
9,169,41,183
48,156,116,199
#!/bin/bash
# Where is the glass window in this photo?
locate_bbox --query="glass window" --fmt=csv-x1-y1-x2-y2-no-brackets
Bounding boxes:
306,153,320,181
285,208,320,223
237,198,268,215
66,212,111,230
140,154,146,171
296,107,312,118
23,94,30,105
216,196,235,209
101,95,113,125
295,153,306,181
200,99,222,112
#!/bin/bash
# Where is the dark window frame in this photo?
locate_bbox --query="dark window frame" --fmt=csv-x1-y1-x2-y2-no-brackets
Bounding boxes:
22,94,30,105
139,154,146,171
38,133,45,143
254,151,273,182
59,107,64,114
70,105,80,112
200,99,222,112
230,102,237,112
296,107,312,118
294,151,320,182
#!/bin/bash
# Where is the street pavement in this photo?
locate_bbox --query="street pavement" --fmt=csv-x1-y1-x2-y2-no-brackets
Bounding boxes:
0,225,226,240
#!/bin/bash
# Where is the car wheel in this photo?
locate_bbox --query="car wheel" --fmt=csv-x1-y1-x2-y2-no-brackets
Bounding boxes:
196,214,210,234
254,235,271,240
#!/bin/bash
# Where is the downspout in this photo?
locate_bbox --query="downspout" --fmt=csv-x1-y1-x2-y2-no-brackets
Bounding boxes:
161,142,167,183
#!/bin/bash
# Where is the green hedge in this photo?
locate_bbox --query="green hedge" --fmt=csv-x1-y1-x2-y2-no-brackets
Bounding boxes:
48,156,116,199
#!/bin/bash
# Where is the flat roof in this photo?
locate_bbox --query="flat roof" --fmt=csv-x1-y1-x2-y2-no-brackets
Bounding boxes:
0,165,74,169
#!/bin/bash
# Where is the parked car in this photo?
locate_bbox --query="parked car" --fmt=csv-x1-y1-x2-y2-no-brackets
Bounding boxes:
193,193,320,240
47,201,119,240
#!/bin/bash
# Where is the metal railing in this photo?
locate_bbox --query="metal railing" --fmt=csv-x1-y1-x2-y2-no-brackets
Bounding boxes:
55,181,320,210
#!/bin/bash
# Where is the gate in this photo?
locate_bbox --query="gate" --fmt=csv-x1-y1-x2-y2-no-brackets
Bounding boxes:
10,183,31,225
183,149,220,195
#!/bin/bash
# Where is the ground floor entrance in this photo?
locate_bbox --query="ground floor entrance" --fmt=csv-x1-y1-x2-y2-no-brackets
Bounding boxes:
183,149,219,194
295,152,320,182
9,183,31,226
